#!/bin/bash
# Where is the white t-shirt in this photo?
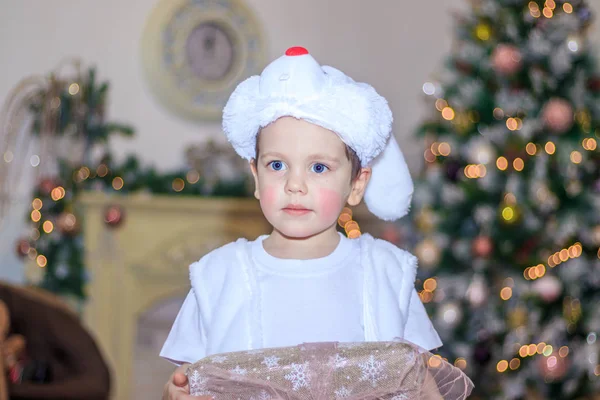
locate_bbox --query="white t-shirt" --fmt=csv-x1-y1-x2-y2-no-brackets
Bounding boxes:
160,233,442,365
252,233,364,347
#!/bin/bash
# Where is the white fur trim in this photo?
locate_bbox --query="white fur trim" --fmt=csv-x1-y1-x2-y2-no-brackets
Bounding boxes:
363,136,413,221
222,50,412,220
222,55,391,166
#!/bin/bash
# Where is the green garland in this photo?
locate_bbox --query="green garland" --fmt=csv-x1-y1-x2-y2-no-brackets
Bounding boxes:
20,67,251,301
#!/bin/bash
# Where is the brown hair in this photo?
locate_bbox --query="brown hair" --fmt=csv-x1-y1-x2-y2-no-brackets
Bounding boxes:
254,135,362,181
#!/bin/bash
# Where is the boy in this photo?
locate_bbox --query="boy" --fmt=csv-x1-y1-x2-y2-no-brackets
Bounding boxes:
161,47,442,400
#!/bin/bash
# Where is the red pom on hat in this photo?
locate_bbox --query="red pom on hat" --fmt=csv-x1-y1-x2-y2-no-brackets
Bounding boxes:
285,46,309,56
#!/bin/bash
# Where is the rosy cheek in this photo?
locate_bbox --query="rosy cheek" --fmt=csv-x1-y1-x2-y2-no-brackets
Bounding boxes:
317,187,343,222
260,185,278,210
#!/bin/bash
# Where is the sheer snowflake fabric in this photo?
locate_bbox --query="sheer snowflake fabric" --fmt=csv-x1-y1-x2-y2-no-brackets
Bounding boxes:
186,341,473,399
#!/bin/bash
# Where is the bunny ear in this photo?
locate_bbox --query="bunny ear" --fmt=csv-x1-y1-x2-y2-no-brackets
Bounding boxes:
363,135,414,221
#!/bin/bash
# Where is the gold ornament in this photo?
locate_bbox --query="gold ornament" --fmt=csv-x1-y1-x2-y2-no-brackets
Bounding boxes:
500,202,520,224
415,238,441,269
453,112,472,135
575,109,591,133
508,307,528,329
563,298,582,325
415,208,436,233
474,23,492,41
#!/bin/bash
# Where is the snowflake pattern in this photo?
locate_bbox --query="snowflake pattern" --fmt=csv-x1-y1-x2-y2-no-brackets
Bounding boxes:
209,355,228,363
188,369,210,396
261,355,281,368
404,349,417,365
249,390,272,400
284,362,310,391
358,354,387,387
334,386,352,398
391,393,409,400
229,365,248,375
330,353,348,369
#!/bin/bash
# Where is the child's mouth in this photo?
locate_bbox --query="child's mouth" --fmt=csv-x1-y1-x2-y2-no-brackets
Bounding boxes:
282,205,311,215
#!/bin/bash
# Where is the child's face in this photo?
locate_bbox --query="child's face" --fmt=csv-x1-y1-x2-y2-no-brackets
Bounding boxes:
250,117,370,239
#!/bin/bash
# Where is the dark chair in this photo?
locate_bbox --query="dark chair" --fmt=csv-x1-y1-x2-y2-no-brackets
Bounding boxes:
0,281,111,400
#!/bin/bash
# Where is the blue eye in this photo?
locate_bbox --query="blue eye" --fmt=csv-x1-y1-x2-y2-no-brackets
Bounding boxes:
268,161,286,171
311,163,329,174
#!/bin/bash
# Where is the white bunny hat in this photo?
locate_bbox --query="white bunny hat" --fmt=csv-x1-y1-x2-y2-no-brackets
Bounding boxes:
222,46,413,221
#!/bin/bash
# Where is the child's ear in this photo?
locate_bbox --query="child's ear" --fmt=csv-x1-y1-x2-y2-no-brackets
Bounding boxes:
347,167,371,206
249,160,260,200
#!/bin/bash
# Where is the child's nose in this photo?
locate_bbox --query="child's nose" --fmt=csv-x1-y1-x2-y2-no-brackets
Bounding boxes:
285,171,307,194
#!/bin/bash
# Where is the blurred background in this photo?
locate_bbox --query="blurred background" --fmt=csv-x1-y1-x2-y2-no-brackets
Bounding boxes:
0,0,599,399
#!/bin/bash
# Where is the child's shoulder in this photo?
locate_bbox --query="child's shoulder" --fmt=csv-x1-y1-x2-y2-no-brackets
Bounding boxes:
188,236,257,281
356,233,418,273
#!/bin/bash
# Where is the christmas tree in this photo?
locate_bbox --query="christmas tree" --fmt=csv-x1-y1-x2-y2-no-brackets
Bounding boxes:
2,64,251,304
413,0,600,398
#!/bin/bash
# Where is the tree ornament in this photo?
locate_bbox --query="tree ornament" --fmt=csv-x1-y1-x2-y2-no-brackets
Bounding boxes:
541,98,574,133
491,44,522,75
500,202,520,224
453,112,473,135
508,307,528,329
56,212,80,236
415,208,436,233
566,34,583,54
474,22,492,41
472,235,493,258
104,204,125,228
587,76,600,92
455,60,473,74
414,238,441,269
38,177,58,196
532,276,563,303
436,302,463,329
15,238,31,258
515,237,538,264
537,352,569,380
466,274,488,307
468,140,494,165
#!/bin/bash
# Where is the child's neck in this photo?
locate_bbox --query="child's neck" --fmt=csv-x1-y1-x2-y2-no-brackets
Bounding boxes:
262,227,340,260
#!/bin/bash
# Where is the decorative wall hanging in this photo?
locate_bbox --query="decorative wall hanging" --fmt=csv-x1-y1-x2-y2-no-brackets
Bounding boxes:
141,0,267,121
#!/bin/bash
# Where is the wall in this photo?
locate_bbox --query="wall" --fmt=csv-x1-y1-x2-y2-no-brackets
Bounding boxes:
1,0,599,281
